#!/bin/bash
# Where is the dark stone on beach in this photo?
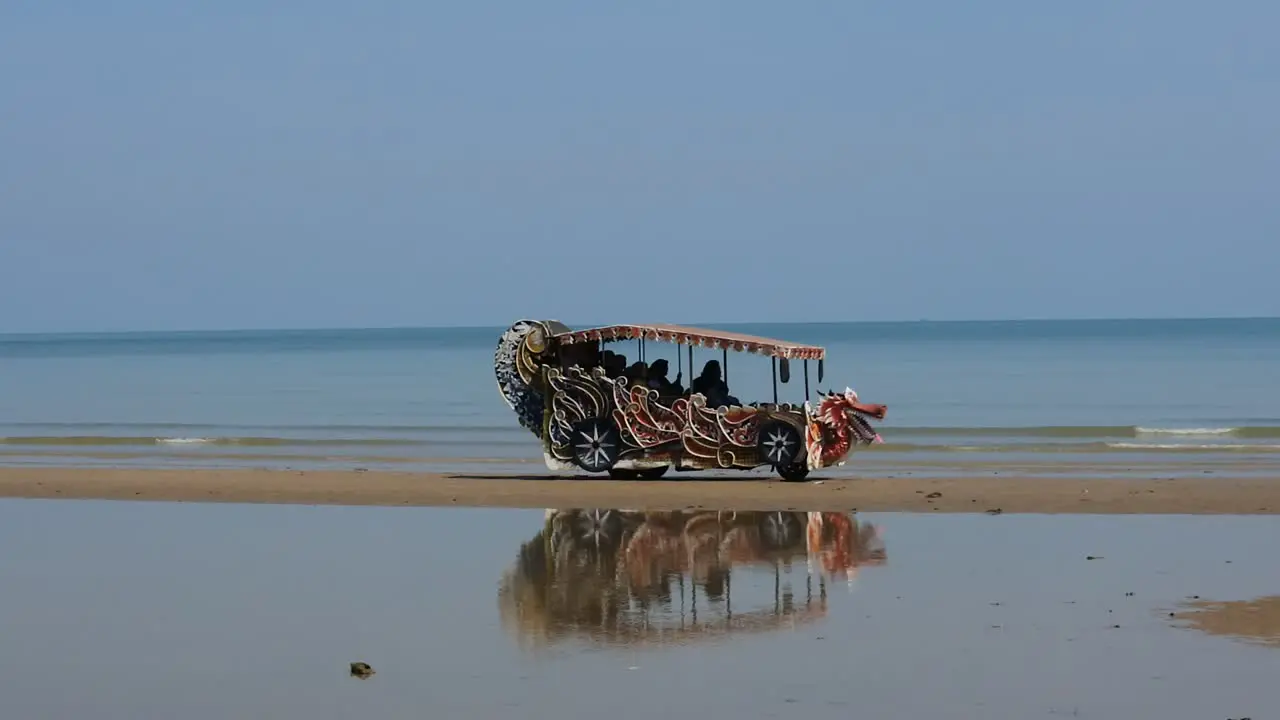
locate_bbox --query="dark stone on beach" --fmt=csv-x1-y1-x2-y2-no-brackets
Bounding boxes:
350,662,375,679
986,508,1003,515
926,492,942,499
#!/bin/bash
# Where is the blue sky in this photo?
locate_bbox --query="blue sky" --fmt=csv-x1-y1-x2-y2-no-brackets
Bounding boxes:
2,2,1277,332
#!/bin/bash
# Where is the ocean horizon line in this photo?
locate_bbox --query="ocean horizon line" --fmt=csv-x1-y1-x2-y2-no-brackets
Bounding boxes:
3,315,1279,339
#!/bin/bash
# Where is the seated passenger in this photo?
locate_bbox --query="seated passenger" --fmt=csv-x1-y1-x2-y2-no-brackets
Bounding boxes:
624,361,648,384
645,359,684,396
601,351,628,377
561,342,599,371
690,360,740,408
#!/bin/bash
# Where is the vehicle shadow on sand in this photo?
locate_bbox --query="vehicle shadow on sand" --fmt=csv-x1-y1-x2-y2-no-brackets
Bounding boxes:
444,472,778,482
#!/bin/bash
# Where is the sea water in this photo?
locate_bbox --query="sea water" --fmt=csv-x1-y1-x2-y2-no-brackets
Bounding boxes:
1,318,1278,477
0,500,1276,718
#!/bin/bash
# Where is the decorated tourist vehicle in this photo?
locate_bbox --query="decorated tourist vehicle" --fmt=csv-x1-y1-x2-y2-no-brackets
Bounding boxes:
494,320,887,481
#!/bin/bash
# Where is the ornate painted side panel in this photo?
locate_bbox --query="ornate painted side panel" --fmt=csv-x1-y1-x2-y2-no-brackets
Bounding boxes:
543,365,614,466
542,366,811,471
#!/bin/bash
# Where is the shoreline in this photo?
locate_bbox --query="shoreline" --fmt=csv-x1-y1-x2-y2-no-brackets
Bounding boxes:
0,467,1278,514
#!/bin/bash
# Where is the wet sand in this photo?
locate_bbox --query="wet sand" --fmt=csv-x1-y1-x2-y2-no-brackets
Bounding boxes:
2,467,1279,514
1172,596,1280,647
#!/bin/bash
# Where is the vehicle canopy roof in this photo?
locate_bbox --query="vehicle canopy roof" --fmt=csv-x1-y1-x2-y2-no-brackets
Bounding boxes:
551,323,824,360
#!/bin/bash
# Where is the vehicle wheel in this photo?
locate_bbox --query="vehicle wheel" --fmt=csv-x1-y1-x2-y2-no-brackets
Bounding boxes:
637,466,668,480
571,418,620,473
777,463,810,482
758,420,803,469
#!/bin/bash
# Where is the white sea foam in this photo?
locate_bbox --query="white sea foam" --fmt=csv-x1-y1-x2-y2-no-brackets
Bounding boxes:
1134,427,1236,436
155,437,215,445
1106,442,1278,451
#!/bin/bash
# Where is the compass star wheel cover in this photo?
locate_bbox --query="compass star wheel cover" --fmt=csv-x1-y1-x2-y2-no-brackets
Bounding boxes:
757,421,802,468
570,418,621,473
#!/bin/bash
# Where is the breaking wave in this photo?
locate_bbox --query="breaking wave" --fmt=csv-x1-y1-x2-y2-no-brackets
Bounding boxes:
888,425,1280,439
1134,427,1235,437
1104,442,1280,452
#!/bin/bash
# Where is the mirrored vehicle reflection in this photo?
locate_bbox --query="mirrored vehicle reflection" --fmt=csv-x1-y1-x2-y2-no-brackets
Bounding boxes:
498,509,886,648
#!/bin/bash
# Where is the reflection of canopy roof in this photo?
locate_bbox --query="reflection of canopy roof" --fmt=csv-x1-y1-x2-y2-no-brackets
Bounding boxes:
552,323,825,360
503,600,829,648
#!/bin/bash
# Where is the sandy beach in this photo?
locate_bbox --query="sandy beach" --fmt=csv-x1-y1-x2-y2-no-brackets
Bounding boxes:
2,467,1278,514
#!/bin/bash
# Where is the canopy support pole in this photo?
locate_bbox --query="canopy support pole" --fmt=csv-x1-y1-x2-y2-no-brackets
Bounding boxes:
804,360,810,401
771,357,778,404
722,348,728,384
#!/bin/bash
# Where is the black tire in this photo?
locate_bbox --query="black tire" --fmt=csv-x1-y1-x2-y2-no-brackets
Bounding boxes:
570,417,621,473
637,466,668,480
777,463,810,482
758,420,803,469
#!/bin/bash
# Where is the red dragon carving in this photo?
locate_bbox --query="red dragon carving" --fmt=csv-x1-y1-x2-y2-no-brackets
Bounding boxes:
806,388,887,468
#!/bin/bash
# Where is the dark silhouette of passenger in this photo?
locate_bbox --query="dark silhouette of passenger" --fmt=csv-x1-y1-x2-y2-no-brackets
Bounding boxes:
601,351,631,377
645,359,684,396
691,360,739,408
624,362,648,384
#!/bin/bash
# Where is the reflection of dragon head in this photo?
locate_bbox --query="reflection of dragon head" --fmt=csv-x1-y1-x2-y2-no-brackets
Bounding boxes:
806,511,887,586
806,387,887,467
